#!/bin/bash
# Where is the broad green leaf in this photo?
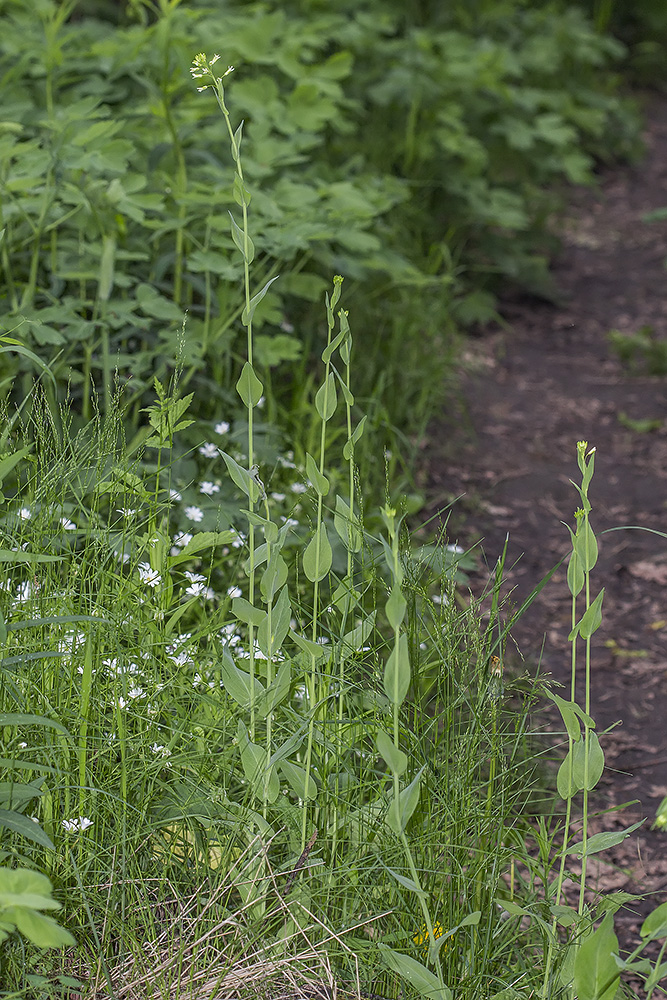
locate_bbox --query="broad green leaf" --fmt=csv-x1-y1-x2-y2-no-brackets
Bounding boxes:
0,868,56,906
228,211,254,263
0,447,31,487
256,660,292,718
545,691,582,742
557,748,580,799
566,820,643,858
333,495,362,552
573,520,598,573
570,588,604,641
169,530,237,566
303,524,332,583
0,550,60,564
0,714,70,736
384,865,427,898
260,551,288,603
376,729,407,776
641,901,667,941
289,630,330,664
242,276,280,327
219,648,263,709
378,944,451,1000
573,913,619,1000
279,760,317,800
567,549,584,597
221,451,260,503
386,585,406,630
237,721,279,802
343,415,367,461
0,809,54,849
386,767,423,836
98,233,116,301
257,585,291,658
383,633,411,705
232,597,265,628
315,373,337,422
236,362,264,408
8,907,75,948
233,173,251,207
305,453,329,496
341,612,375,655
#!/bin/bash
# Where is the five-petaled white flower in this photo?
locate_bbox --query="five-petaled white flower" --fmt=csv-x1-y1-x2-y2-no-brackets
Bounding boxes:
185,506,204,523
199,442,219,458
215,421,230,435
62,816,93,834
199,481,220,496
138,563,161,588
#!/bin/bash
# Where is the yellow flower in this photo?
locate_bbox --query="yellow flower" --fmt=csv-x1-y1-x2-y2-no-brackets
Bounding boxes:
413,921,450,951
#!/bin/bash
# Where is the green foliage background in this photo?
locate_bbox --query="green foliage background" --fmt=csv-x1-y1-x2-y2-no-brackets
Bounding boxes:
0,0,640,463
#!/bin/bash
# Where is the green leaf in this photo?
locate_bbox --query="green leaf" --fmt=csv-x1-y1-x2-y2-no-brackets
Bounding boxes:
98,233,116,302
231,597,265,628
385,585,406,630
303,524,332,583
567,549,584,597
557,747,581,800
236,362,264,408
305,453,329,497
570,588,605,641
566,820,643,858
228,211,254,263
341,612,375,656
169,530,237,566
257,585,291,658
219,648,263,709
279,760,317,800
242,276,280,327
8,906,75,948
0,714,70,736
289,630,330,664
343,415,366,461
333,495,362,552
386,767,423,836
376,729,407,777
573,913,619,1000
573,520,598,573
383,633,411,705
641,901,667,941
315,373,337,422
233,173,251,207
237,721,279,802
383,865,427,898
256,660,292,718
378,944,451,1000
0,809,54,849
220,451,260,503
545,691,582,742
260,552,288,604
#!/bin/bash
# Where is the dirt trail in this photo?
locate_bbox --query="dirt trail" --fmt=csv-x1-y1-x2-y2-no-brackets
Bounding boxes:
426,92,667,948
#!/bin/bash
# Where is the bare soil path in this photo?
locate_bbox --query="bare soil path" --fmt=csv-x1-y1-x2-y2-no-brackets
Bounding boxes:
425,92,667,956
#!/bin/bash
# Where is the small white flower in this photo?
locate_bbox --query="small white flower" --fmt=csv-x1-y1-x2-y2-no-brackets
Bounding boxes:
446,544,464,554
227,585,242,598
116,508,138,517
230,533,245,549
185,506,204,523
15,580,35,603
186,582,215,599
169,489,182,502
138,563,161,588
62,816,93,834
199,481,220,496
18,507,31,521
173,531,193,548
151,743,172,758
128,686,144,700
280,319,295,333
199,442,219,458
270,492,286,502
215,421,230,435
184,570,206,583
291,482,307,494
18,741,27,749
281,517,299,529
60,517,76,531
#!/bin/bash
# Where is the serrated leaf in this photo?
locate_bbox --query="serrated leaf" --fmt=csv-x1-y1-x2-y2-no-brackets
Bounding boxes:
383,633,410,705
303,524,332,583
376,729,408,776
236,362,264,408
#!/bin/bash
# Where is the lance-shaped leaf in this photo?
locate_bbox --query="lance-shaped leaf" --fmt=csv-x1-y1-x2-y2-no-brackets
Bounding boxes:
569,588,604,641
573,913,619,1000
242,276,279,327
383,633,410,705
303,523,332,582
379,944,452,1000
376,728,408,776
386,767,423,836
228,211,254,263
221,451,260,503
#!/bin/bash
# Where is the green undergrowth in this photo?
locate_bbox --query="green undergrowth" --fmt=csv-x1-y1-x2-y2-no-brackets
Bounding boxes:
0,0,641,485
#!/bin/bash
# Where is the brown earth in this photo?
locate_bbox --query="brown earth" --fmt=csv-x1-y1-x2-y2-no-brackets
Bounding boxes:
425,92,667,979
